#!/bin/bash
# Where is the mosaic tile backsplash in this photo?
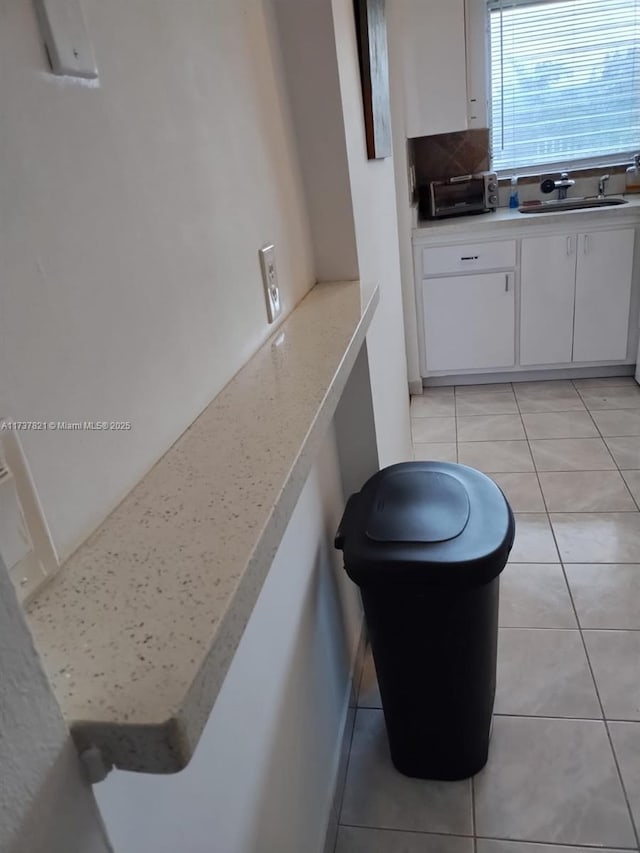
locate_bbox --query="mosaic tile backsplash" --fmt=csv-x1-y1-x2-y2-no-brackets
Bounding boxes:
413,128,490,183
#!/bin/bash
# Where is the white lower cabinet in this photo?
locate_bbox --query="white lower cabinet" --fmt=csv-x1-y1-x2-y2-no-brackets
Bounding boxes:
417,220,637,377
520,228,635,366
422,272,515,371
520,235,576,366
573,229,635,362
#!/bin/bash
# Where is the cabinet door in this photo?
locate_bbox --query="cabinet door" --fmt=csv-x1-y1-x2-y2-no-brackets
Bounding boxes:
399,0,468,137
573,229,635,362
520,234,577,366
423,273,515,372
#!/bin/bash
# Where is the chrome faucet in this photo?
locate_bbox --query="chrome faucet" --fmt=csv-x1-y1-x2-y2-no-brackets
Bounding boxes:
555,172,575,200
540,171,576,200
598,174,610,198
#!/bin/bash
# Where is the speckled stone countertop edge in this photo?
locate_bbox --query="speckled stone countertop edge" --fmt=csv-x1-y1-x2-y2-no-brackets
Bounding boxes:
27,279,379,775
174,280,380,773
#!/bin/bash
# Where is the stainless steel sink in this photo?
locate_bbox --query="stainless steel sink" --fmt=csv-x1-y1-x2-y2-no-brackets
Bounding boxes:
519,196,629,214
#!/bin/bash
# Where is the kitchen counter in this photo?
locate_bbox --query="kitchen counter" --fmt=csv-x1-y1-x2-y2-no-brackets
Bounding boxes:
26,279,379,775
413,194,640,239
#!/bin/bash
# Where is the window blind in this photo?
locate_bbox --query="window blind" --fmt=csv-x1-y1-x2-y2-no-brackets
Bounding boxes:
488,0,640,172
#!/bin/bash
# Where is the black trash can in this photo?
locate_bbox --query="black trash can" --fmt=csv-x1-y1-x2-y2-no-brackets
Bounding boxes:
335,461,515,781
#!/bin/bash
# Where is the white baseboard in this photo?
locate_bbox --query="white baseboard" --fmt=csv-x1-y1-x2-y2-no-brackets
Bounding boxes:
424,364,636,388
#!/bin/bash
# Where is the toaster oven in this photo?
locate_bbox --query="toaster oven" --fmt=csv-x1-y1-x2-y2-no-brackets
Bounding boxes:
422,172,499,220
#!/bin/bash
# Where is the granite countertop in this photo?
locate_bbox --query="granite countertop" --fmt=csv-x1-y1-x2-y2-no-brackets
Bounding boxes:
26,279,379,775
413,194,640,239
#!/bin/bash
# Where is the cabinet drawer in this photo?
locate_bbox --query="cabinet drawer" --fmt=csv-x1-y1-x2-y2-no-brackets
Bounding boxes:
422,240,517,275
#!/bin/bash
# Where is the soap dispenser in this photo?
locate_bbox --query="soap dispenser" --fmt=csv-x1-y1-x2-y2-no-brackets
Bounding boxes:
626,154,640,193
509,175,519,208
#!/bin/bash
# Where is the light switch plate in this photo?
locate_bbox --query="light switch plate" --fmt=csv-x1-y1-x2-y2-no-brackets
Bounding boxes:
259,244,281,324
34,0,98,79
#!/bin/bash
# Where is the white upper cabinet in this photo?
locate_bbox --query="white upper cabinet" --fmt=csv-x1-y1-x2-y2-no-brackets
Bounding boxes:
398,0,469,138
573,229,635,362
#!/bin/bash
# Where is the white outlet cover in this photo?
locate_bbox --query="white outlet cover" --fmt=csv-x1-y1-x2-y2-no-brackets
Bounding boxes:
0,473,33,572
0,428,58,601
259,244,281,324
34,0,98,79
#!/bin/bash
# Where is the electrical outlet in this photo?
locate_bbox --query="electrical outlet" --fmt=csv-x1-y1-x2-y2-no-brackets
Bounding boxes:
259,244,281,324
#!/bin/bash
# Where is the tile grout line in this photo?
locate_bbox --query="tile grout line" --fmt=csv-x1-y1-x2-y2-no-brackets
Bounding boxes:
511,559,640,564
523,386,640,848
458,383,519,852
337,822,639,851
512,383,555,554
412,387,458,461
337,822,476,841
515,508,639,516
515,384,640,514
493,710,640,722
475,831,639,851
571,379,640,513
332,704,361,846
426,384,476,850
339,815,638,849
455,383,517,460
453,384,462,463
542,389,640,850
563,562,640,850
417,381,640,850
471,773,477,851
497,625,640,632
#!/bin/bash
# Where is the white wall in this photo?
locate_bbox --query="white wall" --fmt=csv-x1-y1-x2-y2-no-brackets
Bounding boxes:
94,424,362,853
0,1,411,851
271,0,359,282
331,0,413,466
0,0,315,560
0,554,111,853
89,4,409,849
386,0,423,393
272,0,412,460
0,2,319,850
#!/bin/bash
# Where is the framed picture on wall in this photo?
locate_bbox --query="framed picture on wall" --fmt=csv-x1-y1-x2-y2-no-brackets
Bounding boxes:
353,0,392,160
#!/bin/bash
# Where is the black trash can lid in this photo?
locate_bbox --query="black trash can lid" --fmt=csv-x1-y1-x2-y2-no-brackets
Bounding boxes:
366,469,470,543
335,461,514,587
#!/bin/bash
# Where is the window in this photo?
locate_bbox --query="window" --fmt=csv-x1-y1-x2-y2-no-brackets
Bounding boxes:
488,0,640,173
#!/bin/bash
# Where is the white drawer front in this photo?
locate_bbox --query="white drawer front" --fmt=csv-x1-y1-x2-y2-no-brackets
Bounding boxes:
422,240,517,275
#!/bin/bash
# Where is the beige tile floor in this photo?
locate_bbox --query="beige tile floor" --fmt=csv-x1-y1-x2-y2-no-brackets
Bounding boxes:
333,377,640,853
